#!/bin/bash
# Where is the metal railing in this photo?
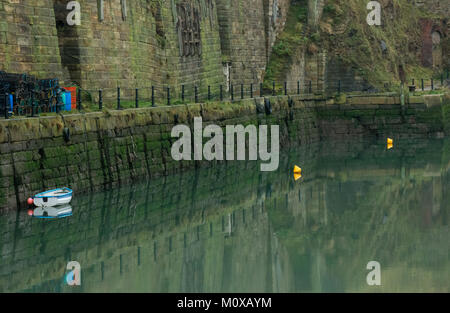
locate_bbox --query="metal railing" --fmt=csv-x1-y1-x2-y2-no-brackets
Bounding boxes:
1,70,449,119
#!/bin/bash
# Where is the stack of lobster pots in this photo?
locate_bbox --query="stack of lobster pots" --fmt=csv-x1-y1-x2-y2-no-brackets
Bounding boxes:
0,71,65,117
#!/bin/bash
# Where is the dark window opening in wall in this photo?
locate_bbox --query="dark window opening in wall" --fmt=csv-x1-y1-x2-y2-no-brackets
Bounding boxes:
98,0,104,22
176,3,202,57
121,0,127,21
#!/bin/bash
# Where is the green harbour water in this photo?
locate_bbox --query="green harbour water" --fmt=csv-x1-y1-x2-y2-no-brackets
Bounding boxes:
0,138,448,293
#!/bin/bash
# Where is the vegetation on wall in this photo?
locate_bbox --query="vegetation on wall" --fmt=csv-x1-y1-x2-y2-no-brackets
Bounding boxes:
150,0,166,48
265,0,443,90
320,0,436,84
443,92,450,135
264,0,309,90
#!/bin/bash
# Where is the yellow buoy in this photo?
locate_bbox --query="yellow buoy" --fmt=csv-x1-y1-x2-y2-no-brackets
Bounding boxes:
294,165,302,181
387,138,394,150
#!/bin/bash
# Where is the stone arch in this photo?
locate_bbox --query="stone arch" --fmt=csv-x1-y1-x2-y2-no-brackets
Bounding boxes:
432,30,442,45
420,19,446,69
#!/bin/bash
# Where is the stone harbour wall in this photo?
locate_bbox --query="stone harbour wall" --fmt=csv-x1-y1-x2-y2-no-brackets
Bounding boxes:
0,93,448,209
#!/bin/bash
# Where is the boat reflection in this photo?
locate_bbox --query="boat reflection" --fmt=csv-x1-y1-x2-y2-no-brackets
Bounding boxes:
32,205,73,219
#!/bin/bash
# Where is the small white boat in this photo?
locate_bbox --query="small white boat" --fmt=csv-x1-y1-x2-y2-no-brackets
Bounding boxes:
32,187,73,207
32,205,73,219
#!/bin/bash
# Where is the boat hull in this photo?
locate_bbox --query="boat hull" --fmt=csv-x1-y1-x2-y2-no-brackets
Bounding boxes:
33,196,72,207
33,187,73,207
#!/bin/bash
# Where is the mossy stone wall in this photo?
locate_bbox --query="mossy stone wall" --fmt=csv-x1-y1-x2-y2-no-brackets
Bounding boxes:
0,0,65,78
0,93,447,209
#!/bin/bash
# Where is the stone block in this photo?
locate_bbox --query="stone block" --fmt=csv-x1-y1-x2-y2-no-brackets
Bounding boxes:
423,95,442,108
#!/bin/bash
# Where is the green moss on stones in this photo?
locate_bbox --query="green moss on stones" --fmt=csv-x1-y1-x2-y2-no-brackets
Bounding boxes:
442,93,450,135
0,94,447,209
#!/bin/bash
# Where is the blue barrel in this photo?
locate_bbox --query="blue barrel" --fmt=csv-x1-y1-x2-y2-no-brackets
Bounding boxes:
8,94,13,112
64,92,72,111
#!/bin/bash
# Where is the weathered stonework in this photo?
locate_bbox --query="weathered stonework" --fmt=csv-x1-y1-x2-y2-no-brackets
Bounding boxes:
0,0,291,100
414,0,449,70
52,0,226,100
0,0,65,78
414,0,450,17
266,0,449,95
420,18,447,70
0,93,447,210
216,0,290,87
1,0,447,100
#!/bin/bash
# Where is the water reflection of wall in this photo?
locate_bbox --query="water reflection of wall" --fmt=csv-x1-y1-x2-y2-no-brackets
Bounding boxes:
0,140,448,292
0,160,273,292
265,141,449,292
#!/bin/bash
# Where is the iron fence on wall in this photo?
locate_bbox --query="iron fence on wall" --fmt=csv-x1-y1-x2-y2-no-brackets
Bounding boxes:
1,70,449,119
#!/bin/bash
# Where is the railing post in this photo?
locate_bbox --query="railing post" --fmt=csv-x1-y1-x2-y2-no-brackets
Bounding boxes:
31,91,35,117
421,79,424,91
181,85,185,102
272,81,275,96
135,88,139,108
99,89,103,110
260,83,263,97
117,87,121,110
55,95,60,113
167,87,170,106
284,81,287,95
208,85,211,101
151,86,155,107
195,86,198,103
250,84,253,98
297,81,300,95
431,78,434,90
77,88,82,111
231,84,234,101
220,85,223,101
241,84,244,99
75,89,78,112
